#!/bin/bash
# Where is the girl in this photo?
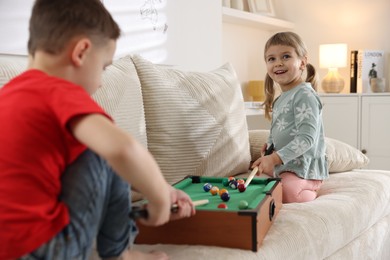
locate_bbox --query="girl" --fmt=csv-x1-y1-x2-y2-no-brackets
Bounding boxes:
252,32,328,203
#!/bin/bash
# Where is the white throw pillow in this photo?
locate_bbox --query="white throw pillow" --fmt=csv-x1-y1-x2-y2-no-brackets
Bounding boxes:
132,55,251,184
325,137,369,173
248,130,369,173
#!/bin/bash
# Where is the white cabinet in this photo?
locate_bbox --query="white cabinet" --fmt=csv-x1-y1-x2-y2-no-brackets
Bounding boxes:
320,95,360,148
361,95,390,170
320,94,390,170
245,108,271,130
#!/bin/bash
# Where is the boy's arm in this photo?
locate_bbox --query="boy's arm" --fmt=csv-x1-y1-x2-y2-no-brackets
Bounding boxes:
69,113,172,226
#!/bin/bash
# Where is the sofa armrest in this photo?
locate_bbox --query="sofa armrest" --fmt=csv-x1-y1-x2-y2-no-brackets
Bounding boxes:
248,129,270,162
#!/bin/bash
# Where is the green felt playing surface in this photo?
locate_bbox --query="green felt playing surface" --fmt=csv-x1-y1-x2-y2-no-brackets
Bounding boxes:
173,176,277,212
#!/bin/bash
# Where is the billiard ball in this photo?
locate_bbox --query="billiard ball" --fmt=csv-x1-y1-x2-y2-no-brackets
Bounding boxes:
227,177,236,186
220,192,230,202
229,180,238,189
219,188,228,196
228,176,236,182
238,200,249,209
210,186,219,196
203,183,212,192
238,183,246,193
236,179,245,185
222,178,230,187
217,203,228,209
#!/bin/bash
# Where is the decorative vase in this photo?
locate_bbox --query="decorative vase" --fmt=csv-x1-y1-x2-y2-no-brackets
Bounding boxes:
370,78,386,93
321,69,344,93
248,80,265,101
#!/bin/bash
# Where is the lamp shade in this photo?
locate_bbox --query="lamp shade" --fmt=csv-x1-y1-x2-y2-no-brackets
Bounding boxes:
319,44,348,69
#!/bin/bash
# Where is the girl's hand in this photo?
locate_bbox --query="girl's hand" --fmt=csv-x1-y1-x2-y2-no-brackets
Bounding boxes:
252,143,270,172
256,155,276,177
251,144,282,177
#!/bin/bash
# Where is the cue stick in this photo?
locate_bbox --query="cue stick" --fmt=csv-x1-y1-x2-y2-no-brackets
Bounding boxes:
244,166,258,188
244,144,274,188
182,199,209,207
129,199,209,220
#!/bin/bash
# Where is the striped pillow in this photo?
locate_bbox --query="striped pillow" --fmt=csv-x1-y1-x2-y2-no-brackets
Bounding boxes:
0,54,28,88
93,55,147,147
132,55,251,184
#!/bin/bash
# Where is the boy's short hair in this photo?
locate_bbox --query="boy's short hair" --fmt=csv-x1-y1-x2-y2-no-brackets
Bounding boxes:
28,0,121,56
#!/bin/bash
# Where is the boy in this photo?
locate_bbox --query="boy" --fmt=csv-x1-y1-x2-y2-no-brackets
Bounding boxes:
0,0,194,259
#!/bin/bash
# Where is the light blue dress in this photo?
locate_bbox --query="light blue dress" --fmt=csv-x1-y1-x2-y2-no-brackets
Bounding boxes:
268,83,328,180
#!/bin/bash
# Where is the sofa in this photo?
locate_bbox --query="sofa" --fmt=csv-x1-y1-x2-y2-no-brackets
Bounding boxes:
1,53,390,260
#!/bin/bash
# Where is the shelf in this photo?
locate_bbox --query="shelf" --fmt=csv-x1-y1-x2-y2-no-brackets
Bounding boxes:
222,7,294,31
244,101,263,109
245,101,265,116
246,108,265,116
319,93,390,97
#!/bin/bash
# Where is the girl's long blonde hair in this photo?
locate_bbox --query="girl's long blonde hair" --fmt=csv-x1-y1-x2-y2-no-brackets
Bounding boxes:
263,32,318,120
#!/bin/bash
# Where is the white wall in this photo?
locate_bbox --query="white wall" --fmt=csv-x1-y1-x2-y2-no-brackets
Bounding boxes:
222,23,273,100
0,0,33,55
163,0,221,71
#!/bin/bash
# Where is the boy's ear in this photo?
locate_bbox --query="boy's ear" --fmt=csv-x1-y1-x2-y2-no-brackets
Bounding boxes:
71,38,92,67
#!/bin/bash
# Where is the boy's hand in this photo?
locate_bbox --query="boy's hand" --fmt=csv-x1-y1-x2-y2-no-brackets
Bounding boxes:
134,186,195,224
169,188,195,221
138,186,171,227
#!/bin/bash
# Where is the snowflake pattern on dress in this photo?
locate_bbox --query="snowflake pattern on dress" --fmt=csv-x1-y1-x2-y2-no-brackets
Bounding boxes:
290,128,299,136
276,117,288,131
295,103,313,123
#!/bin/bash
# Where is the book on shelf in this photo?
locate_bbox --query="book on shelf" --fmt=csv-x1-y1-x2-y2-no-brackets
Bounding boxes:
349,50,358,93
352,49,385,93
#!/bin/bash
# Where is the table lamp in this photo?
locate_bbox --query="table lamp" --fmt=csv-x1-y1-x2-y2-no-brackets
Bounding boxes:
319,43,348,93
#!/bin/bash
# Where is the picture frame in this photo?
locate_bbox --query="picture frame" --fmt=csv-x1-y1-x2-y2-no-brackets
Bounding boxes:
248,0,275,17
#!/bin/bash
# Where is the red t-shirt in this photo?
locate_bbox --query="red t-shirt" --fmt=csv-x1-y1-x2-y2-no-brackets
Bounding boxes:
0,70,110,259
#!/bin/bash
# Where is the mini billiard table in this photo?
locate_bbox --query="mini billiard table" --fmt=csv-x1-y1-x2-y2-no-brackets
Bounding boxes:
134,176,282,251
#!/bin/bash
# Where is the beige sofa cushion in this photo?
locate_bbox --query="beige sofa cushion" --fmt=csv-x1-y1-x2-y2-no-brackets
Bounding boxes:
249,129,270,162
132,55,251,184
93,55,147,147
